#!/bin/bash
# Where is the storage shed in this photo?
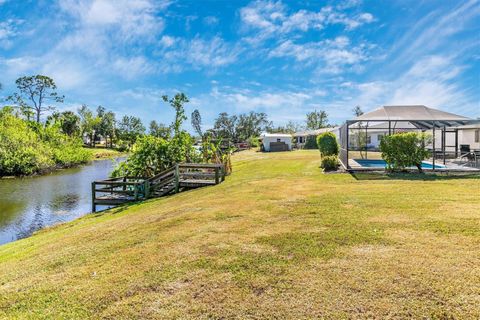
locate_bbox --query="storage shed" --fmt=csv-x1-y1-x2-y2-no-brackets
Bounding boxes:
260,133,292,152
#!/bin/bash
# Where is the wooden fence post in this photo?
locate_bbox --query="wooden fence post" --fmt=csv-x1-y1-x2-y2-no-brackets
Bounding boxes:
91,182,96,213
134,183,139,201
174,164,180,193
215,166,220,184
144,180,150,199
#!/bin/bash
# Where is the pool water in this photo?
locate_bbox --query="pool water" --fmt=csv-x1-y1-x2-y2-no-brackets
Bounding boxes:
355,159,445,169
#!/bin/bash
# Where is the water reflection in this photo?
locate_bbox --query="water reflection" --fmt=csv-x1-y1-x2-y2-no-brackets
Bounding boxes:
0,157,124,245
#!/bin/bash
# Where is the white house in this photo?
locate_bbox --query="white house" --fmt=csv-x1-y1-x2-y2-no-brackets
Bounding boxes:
447,122,480,152
351,120,480,152
293,127,340,148
260,133,292,152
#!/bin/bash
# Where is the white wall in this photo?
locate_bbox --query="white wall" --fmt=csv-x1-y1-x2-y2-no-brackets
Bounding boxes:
262,136,292,152
459,129,480,150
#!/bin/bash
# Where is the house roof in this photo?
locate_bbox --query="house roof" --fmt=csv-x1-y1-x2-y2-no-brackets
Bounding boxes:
353,105,471,122
294,126,339,137
260,133,292,138
455,121,480,129
348,105,473,129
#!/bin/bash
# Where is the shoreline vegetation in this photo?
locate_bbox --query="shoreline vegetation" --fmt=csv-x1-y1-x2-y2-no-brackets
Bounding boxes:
0,150,479,318
0,107,91,177
0,148,127,179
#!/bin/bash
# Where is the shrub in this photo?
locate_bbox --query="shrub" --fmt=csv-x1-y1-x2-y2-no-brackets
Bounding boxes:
248,136,260,148
379,132,431,172
304,135,318,149
112,132,199,178
317,132,339,156
321,155,339,171
0,108,90,176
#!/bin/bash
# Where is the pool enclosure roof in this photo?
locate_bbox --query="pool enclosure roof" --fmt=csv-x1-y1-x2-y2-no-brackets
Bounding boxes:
348,105,473,129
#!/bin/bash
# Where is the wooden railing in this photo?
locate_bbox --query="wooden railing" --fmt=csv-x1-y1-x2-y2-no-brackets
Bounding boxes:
91,163,226,212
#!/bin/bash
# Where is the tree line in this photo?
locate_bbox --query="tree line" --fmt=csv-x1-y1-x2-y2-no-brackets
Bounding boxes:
2,74,342,151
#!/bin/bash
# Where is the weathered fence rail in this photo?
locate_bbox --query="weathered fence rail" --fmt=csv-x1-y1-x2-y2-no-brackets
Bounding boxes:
91,163,225,212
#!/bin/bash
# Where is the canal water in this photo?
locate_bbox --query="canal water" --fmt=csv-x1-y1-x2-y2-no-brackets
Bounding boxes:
0,158,125,245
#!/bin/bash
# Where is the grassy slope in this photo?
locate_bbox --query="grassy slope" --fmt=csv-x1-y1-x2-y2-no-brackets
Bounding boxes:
85,147,126,160
0,150,479,319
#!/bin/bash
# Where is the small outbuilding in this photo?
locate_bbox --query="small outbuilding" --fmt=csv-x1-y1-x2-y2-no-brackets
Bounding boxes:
260,133,292,152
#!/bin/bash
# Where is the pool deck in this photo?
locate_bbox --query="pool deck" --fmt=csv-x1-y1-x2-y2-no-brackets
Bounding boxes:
346,159,480,173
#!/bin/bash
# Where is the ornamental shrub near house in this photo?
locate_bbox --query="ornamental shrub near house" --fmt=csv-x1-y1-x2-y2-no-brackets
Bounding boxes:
320,155,339,171
379,132,431,172
317,132,339,156
317,132,340,171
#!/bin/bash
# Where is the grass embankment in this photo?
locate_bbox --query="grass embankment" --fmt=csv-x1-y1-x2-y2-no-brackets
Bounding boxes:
0,150,479,319
85,147,127,160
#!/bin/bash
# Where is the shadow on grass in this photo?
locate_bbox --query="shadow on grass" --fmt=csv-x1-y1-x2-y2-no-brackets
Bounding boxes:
351,171,480,181
90,201,144,218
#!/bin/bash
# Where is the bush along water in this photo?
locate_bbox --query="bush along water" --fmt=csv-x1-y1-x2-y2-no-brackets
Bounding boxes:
111,93,235,178
380,132,431,172
0,107,91,176
317,132,340,171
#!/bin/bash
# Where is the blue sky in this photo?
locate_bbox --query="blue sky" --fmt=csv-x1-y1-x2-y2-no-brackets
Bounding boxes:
0,0,479,130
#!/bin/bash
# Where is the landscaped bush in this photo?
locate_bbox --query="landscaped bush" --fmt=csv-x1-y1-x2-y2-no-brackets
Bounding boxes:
317,132,339,156
0,107,91,176
379,132,431,172
317,132,340,172
304,135,318,149
112,133,199,178
320,155,339,171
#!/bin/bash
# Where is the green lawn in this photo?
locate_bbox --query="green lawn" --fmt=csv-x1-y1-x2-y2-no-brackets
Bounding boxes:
0,150,479,319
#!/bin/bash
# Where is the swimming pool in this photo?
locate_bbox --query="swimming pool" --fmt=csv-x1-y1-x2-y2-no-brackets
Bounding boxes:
354,159,445,169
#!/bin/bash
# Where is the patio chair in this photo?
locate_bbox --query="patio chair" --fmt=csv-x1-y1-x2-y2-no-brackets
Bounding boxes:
459,144,475,162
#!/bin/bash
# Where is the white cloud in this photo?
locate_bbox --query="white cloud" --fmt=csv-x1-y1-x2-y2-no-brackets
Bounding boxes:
41,59,93,90
156,36,241,72
389,0,480,67
203,16,219,26
191,85,331,125
159,35,175,47
268,36,368,74
58,0,165,44
112,56,154,79
0,19,22,48
0,57,38,78
239,0,374,42
334,55,478,117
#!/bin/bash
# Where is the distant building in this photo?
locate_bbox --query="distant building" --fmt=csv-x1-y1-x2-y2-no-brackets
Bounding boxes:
260,133,292,152
293,127,340,149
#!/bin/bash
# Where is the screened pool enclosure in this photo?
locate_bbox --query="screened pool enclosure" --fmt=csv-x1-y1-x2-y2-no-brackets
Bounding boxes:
338,105,480,171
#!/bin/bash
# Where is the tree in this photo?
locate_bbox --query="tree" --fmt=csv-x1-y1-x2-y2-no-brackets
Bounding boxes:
352,105,367,158
269,120,304,134
306,110,328,130
213,112,238,142
101,111,117,148
191,109,203,138
78,105,100,147
353,105,363,117
149,120,170,139
47,111,81,137
8,75,64,123
236,111,271,141
118,115,145,147
162,93,188,136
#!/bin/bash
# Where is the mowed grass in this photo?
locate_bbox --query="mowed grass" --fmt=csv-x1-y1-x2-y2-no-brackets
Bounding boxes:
0,150,479,319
